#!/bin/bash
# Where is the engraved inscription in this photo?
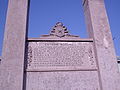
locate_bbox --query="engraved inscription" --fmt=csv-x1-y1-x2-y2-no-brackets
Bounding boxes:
26,42,97,71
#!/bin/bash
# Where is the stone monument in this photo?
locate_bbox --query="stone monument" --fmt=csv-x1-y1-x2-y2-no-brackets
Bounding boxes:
0,0,120,90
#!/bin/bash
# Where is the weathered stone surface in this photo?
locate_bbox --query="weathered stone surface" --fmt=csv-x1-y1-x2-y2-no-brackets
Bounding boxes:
0,0,29,90
26,71,100,90
118,64,120,72
83,0,120,90
26,41,97,71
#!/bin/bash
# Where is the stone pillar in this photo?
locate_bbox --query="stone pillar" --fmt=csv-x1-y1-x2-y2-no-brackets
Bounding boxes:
0,0,29,90
83,0,120,90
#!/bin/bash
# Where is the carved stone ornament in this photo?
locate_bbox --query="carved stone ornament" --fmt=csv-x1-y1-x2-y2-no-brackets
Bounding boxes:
41,22,79,38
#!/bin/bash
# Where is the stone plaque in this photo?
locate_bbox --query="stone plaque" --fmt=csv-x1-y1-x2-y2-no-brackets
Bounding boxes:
26,71,100,90
26,41,97,71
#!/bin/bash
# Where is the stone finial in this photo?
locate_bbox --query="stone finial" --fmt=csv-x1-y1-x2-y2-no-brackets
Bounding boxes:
41,22,79,38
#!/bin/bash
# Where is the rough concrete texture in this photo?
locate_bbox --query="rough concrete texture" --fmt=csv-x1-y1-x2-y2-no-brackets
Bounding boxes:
26,71,100,90
0,0,29,90
83,0,120,90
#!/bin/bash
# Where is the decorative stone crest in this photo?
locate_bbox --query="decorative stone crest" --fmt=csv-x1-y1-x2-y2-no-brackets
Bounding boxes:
50,22,69,37
41,22,79,38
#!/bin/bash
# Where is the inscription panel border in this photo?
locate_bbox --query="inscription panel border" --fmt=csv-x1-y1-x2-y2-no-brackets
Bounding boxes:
26,38,97,71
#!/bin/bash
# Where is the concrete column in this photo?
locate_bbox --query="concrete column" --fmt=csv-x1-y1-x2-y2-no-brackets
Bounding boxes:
0,0,29,90
83,0,120,90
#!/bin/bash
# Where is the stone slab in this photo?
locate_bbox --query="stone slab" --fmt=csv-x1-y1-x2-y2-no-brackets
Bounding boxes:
26,71,100,90
28,38,93,42
26,41,97,71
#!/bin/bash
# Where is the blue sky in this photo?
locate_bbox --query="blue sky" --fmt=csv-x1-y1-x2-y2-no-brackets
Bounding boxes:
0,0,120,56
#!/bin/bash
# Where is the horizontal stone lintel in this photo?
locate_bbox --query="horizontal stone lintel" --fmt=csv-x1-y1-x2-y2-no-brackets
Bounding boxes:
27,38,93,42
